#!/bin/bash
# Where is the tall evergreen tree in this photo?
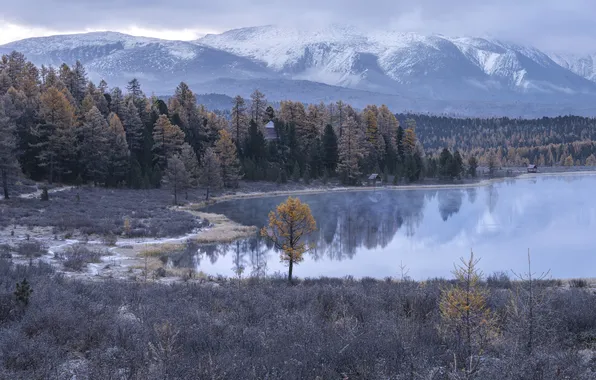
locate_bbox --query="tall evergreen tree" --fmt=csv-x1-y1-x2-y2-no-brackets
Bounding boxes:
79,106,109,184
0,102,19,199
322,124,338,174
215,129,241,188
230,95,248,152
105,113,130,186
337,116,363,185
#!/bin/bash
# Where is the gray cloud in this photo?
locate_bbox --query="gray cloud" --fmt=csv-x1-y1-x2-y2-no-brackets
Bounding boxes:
1,0,595,52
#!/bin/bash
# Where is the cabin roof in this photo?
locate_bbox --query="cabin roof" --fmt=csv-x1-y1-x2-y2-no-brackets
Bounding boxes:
368,173,379,180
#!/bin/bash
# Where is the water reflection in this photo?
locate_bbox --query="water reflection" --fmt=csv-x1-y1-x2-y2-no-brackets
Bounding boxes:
178,175,596,279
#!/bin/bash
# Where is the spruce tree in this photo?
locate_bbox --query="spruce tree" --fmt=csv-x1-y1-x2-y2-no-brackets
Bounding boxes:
230,95,248,152
0,103,19,199
322,124,338,174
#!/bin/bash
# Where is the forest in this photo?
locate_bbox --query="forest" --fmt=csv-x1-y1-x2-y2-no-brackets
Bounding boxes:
3,51,596,201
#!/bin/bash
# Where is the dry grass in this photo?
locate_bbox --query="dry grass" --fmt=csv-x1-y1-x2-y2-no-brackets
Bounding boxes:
139,243,185,257
189,211,257,244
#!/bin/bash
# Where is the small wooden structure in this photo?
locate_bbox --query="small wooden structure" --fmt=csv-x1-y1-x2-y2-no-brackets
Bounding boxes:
264,121,277,141
367,173,380,186
527,164,538,173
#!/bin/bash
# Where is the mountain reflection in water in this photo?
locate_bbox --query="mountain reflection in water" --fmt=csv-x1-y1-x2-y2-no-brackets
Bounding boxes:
176,175,596,280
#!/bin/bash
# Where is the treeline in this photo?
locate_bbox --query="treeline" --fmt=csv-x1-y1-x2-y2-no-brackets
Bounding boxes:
5,51,596,200
1,52,451,200
399,113,596,167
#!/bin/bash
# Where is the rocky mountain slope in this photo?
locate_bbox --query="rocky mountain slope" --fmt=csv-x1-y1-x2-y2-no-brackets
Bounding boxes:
2,27,596,116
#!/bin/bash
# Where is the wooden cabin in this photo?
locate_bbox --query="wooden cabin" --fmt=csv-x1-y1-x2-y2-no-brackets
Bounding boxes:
264,121,277,141
527,164,538,173
367,173,380,186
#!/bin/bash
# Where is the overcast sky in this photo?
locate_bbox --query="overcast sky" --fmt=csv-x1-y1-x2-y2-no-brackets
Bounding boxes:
1,0,594,53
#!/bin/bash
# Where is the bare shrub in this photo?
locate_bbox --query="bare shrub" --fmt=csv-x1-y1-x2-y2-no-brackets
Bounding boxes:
15,240,48,259
57,244,104,271
569,278,589,288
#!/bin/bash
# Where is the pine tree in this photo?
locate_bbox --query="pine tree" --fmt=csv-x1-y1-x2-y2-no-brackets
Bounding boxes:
198,147,223,201
337,116,363,185
0,103,19,199
164,155,189,205
322,124,338,174
214,129,241,188
105,113,130,186
79,106,109,184
152,115,185,170
109,87,126,116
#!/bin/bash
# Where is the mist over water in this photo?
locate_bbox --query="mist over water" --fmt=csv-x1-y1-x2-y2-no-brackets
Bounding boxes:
177,175,596,280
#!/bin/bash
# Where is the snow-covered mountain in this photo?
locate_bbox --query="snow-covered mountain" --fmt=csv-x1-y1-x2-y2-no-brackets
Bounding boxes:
198,25,596,99
2,27,596,116
548,52,596,83
1,31,275,93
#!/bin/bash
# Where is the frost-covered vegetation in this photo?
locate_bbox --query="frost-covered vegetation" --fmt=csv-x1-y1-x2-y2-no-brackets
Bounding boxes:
0,187,201,237
0,257,595,379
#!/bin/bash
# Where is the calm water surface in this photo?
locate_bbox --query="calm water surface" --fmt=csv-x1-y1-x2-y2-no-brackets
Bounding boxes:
176,174,596,280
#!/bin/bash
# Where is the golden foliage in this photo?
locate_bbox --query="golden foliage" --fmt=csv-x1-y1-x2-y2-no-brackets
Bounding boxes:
260,196,316,280
439,251,498,373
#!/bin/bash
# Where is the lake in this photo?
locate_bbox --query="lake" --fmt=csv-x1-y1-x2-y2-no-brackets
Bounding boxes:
176,174,596,280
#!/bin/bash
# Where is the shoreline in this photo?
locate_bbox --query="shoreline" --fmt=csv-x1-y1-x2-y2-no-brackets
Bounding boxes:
203,169,596,205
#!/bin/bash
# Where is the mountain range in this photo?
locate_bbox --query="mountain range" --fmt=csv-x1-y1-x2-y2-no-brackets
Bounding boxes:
1,25,596,117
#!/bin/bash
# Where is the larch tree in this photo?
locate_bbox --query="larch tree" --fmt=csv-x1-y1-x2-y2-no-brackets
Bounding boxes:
198,147,223,201
439,251,498,377
152,114,186,170
0,102,19,199
250,89,267,126
40,87,75,128
163,155,189,205
260,196,317,283
105,113,130,186
215,129,241,188
36,87,77,183
79,106,109,184
337,116,363,185
230,95,248,150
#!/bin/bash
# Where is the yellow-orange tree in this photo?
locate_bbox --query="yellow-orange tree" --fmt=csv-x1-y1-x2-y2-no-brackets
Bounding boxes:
260,196,316,282
439,251,498,377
